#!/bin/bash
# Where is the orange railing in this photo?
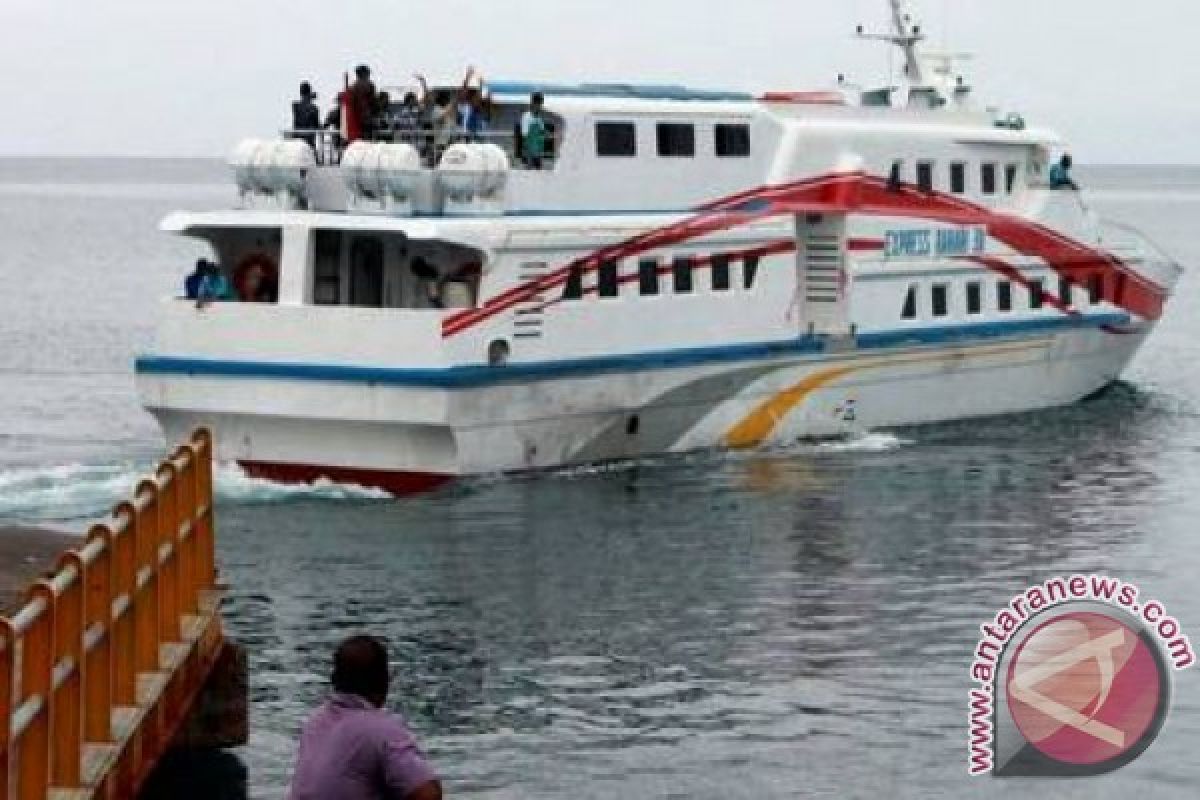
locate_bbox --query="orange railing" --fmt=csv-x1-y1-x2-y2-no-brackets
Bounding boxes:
1,429,224,799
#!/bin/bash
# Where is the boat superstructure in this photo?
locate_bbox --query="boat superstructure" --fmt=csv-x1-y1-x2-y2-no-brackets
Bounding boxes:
136,1,1182,493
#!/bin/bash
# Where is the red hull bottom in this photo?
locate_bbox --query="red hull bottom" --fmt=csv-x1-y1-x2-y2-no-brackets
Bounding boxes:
238,461,454,496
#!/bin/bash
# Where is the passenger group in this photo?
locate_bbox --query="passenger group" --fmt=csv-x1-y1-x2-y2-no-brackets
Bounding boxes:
290,65,552,169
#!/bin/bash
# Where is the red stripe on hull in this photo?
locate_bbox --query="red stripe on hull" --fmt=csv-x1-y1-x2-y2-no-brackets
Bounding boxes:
442,172,1167,339
239,461,453,496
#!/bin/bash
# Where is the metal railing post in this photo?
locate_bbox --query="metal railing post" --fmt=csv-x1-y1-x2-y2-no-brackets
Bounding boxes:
155,463,181,645
1,619,14,797
133,482,162,677
17,584,55,800
83,524,115,745
50,553,84,789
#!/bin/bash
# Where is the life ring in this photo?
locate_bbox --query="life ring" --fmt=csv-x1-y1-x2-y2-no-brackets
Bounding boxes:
233,254,278,302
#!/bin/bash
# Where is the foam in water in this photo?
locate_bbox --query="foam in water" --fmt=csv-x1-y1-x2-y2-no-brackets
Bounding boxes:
525,431,915,483
1,434,911,523
0,461,392,524
811,431,912,453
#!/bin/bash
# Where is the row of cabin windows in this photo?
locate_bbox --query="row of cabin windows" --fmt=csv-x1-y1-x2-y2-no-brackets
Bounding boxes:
901,273,1109,320
562,255,761,300
595,122,751,158
908,160,1021,195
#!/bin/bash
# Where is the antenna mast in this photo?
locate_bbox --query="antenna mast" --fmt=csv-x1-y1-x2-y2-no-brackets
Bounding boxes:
857,0,925,84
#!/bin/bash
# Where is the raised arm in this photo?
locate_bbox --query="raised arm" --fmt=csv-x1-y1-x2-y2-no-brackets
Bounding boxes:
457,66,476,101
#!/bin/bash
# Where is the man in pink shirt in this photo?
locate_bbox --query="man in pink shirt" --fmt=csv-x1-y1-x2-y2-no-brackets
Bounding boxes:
289,636,443,800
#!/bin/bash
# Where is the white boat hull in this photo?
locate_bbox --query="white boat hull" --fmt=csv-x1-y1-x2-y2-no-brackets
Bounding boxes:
140,322,1147,492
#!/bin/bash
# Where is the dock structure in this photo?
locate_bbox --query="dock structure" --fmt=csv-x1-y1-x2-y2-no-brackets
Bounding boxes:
1,429,234,799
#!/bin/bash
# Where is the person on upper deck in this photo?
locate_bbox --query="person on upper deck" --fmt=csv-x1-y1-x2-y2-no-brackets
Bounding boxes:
289,635,442,800
414,74,457,162
519,93,549,169
393,92,425,147
1049,153,1079,191
351,65,378,141
374,91,393,140
291,82,321,151
456,67,489,141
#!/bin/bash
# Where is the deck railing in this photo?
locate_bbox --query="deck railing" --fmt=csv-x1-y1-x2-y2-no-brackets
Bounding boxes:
282,127,555,169
1,429,223,799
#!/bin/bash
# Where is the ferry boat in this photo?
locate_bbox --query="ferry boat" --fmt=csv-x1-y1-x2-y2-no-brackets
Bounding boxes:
135,1,1183,494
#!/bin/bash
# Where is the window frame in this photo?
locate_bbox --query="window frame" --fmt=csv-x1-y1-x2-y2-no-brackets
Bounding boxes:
997,279,1013,312
714,123,751,157
742,255,761,289
981,162,998,195
901,284,919,320
638,259,660,296
313,230,343,306
597,260,620,298
931,283,950,318
966,281,983,315
1029,278,1046,310
672,255,695,293
916,160,935,193
711,255,731,291
1058,276,1073,309
656,122,696,158
950,162,967,194
563,265,584,300
1005,163,1020,194
595,121,637,157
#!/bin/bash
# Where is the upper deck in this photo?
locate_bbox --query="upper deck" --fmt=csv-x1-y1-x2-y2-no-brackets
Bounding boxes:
238,77,1061,220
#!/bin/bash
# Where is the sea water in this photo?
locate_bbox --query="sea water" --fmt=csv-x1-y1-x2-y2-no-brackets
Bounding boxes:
2,160,1198,798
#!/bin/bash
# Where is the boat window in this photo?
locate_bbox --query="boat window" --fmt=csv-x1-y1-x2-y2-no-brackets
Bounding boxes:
997,280,1013,312
1005,163,1020,194
981,163,998,195
1029,278,1046,309
313,230,342,305
743,255,761,289
711,255,731,291
596,122,637,157
715,124,751,157
888,160,903,191
916,161,935,192
1088,273,1105,304
1059,276,1073,309
348,237,384,308
598,260,619,298
638,259,660,295
901,284,918,319
931,283,949,317
950,162,967,194
966,281,982,315
657,123,696,157
672,256,695,293
563,265,584,300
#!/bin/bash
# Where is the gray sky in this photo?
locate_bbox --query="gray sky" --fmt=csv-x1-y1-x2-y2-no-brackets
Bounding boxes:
3,0,1197,162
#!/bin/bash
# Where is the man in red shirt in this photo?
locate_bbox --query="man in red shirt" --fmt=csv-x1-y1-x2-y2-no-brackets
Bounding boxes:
351,65,378,142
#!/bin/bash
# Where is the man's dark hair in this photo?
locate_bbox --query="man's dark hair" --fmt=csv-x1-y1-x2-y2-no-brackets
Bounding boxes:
356,64,371,78
531,92,544,106
1061,153,1073,169
331,635,390,700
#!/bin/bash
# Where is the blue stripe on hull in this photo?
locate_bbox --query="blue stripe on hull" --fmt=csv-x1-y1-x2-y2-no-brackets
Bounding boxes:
134,312,1134,389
